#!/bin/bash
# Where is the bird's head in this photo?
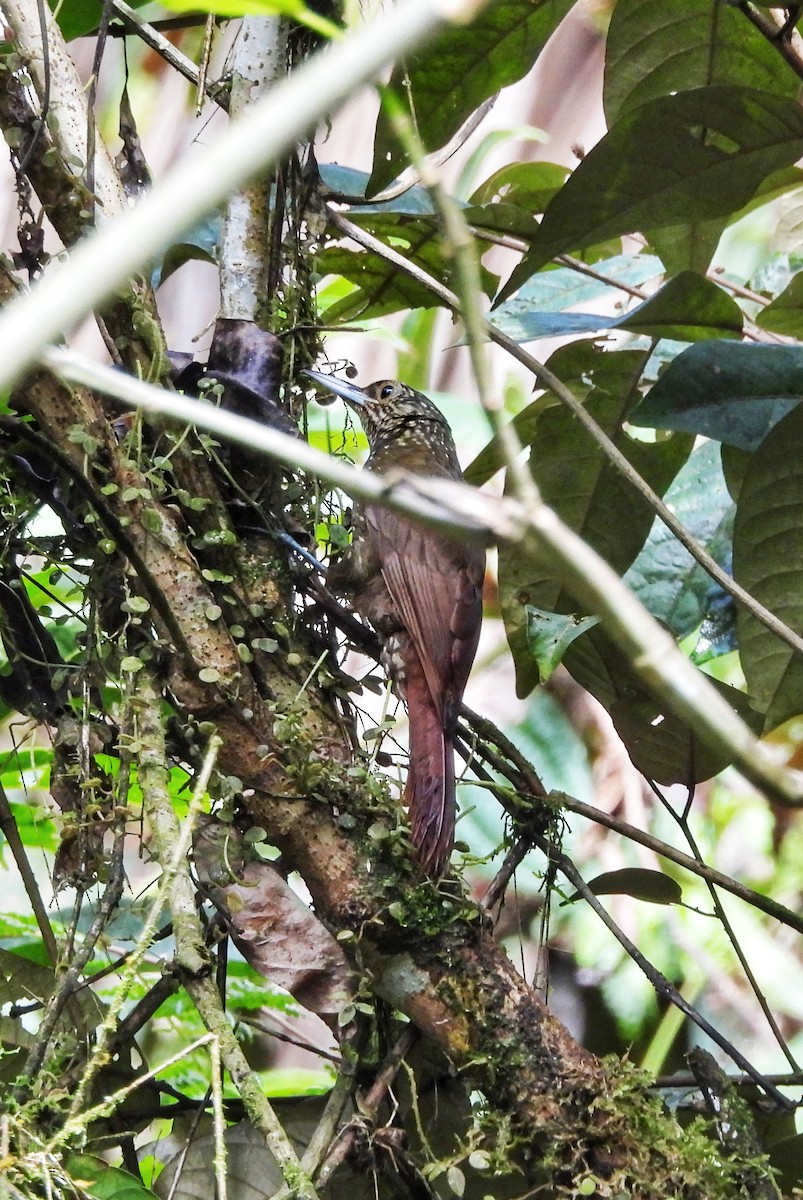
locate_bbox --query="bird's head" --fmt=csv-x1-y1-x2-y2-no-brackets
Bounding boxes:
304,371,452,456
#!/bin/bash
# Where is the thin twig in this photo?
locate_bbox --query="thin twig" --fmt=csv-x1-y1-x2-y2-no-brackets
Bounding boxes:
459,705,803,936
110,0,229,109
544,843,793,1111
647,780,799,1071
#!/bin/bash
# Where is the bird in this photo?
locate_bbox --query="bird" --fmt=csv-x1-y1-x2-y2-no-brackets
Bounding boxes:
305,370,484,876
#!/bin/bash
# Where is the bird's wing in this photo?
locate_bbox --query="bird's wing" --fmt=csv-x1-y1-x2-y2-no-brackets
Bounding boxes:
365,506,483,722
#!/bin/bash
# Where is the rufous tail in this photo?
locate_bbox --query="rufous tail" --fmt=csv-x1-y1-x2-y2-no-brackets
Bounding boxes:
405,679,455,877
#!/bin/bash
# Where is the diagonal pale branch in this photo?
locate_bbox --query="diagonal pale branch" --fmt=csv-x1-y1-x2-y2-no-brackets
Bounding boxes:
39,345,803,811
0,0,489,391
328,210,803,663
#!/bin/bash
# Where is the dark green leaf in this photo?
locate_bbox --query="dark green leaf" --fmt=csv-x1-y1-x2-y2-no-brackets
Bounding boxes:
51,0,149,40
563,868,683,907
631,342,803,450
369,0,575,193
65,1155,157,1200
498,343,692,696
733,403,803,730
562,625,759,783
768,1135,803,1194
604,0,795,123
466,162,569,237
500,87,803,300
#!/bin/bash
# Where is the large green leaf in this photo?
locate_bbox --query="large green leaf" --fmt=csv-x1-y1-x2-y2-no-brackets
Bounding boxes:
631,342,803,450
499,87,803,300
498,343,692,696
604,0,797,123
733,403,803,730
368,0,575,194
491,270,743,343
625,441,734,641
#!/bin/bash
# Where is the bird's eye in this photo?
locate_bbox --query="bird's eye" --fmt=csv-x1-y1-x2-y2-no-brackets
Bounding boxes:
379,384,395,400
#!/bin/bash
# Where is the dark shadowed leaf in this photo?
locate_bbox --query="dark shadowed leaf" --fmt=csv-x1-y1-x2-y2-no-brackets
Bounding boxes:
733,403,803,730
562,625,759,783
563,868,683,907
631,342,803,450
499,87,803,300
369,0,575,193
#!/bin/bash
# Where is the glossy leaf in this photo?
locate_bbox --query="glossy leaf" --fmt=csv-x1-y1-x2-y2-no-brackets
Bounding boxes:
733,403,803,730
632,342,803,450
369,0,575,193
492,270,743,343
625,442,734,640
500,87,803,300
604,0,795,123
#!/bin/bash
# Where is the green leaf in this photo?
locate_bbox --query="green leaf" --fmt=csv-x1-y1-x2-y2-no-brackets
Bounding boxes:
525,607,599,681
50,0,149,40
625,442,734,640
65,1155,157,1200
160,0,340,37
498,343,692,696
631,341,803,450
755,271,803,337
604,0,796,123
320,213,497,321
368,0,575,193
492,270,743,343
466,161,569,237
563,868,683,907
499,87,803,300
733,403,803,730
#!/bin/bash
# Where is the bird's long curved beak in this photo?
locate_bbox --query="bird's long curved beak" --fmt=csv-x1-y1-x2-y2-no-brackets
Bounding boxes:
303,369,366,408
